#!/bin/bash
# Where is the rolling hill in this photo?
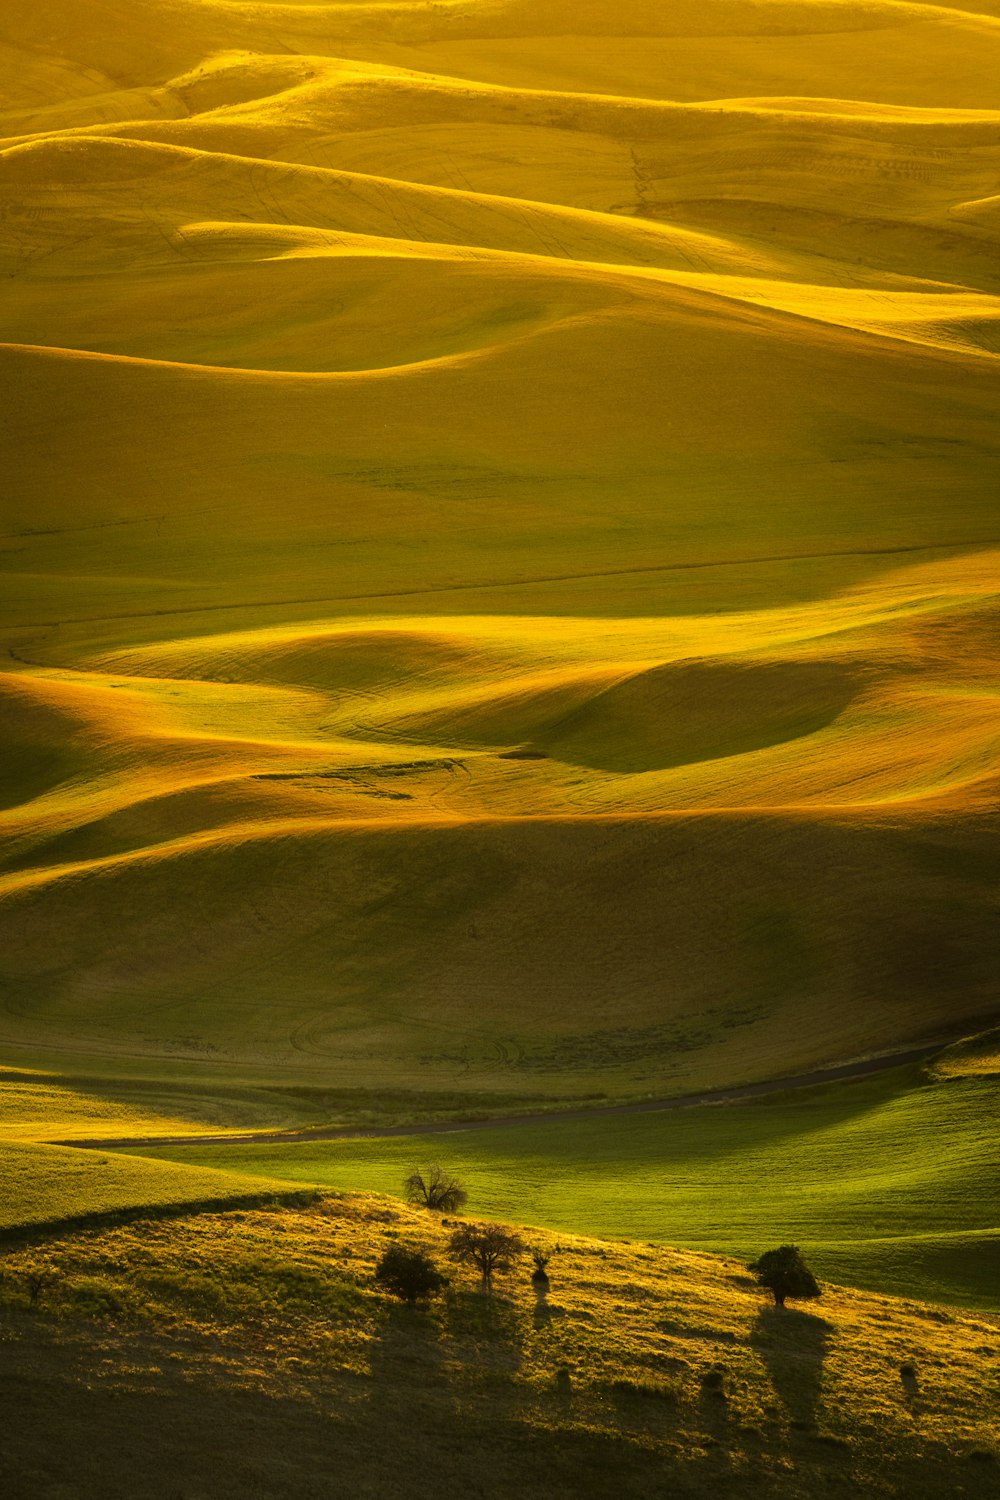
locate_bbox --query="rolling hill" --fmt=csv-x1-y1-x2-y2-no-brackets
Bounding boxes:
137,1059,1000,1311
1,0,999,1104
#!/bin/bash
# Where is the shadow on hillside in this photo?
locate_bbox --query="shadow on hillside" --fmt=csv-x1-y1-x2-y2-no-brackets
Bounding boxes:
2,1307,709,1500
441,1288,525,1375
367,1299,450,1395
531,1282,569,1328
750,1306,833,1428
365,1285,525,1433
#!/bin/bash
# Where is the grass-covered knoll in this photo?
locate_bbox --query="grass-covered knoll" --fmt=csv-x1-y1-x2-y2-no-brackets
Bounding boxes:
0,1197,997,1499
0,1068,313,1141
0,1140,301,1237
135,1068,1000,1311
932,1024,1000,1080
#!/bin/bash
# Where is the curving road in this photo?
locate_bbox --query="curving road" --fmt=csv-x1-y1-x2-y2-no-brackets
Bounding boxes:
65,1041,946,1152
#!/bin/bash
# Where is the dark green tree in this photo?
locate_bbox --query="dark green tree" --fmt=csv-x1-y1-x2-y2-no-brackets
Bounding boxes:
373,1245,448,1305
748,1245,821,1308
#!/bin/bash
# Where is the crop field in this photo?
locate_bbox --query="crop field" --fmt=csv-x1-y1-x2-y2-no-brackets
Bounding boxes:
2,0,1000,1103
1,1196,997,1500
1,4,999,1490
0,1067,320,1141
0,1063,590,1143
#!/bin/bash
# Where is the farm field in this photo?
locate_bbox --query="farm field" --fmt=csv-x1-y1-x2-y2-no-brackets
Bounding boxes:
2,3,1000,1490
0,1063,577,1139
2,0,1000,1102
0,1137,300,1236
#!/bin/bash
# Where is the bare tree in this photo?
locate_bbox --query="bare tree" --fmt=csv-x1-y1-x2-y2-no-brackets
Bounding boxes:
403,1165,468,1213
448,1222,524,1292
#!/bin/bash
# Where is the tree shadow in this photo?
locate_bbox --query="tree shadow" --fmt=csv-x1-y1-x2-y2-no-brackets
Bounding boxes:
366,1299,451,1408
697,1383,731,1445
750,1305,834,1429
900,1361,921,1417
440,1288,524,1377
532,1280,566,1329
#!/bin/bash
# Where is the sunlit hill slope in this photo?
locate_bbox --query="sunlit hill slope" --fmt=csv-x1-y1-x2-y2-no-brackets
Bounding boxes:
2,0,999,1094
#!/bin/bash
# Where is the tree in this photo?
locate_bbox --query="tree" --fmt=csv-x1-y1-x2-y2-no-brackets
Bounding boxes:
448,1222,524,1292
373,1245,448,1305
748,1245,821,1308
403,1164,468,1214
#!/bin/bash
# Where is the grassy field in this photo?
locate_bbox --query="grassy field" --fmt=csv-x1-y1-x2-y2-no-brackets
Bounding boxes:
1,0,999,1099
0,1068,325,1141
131,1065,1000,1311
0,1195,997,1499
3,1048,998,1311
0,1138,302,1237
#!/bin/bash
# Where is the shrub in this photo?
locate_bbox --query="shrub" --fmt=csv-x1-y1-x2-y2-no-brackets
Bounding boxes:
403,1165,468,1214
373,1245,448,1305
608,1377,678,1403
67,1276,123,1316
23,1267,61,1306
531,1249,552,1287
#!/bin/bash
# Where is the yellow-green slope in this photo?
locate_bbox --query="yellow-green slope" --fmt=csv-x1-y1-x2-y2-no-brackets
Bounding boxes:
1,0,998,1095
0,1138,301,1236
0,1198,997,1499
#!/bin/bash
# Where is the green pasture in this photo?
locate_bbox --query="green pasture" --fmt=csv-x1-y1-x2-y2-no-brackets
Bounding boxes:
134,1067,1000,1310
0,1140,300,1238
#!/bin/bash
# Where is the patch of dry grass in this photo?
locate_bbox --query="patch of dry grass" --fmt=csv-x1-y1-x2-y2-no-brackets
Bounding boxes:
0,1196,997,1498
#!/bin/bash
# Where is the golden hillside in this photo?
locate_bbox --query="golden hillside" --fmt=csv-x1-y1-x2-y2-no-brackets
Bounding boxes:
2,1195,998,1499
1,0,999,1093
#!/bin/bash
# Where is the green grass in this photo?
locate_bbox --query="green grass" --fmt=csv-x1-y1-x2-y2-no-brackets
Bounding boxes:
132,1068,1000,1310
0,1139,304,1238
2,5,999,1492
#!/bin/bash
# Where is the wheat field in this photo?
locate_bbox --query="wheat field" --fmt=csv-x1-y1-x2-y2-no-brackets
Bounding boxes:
2,0,999,1100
